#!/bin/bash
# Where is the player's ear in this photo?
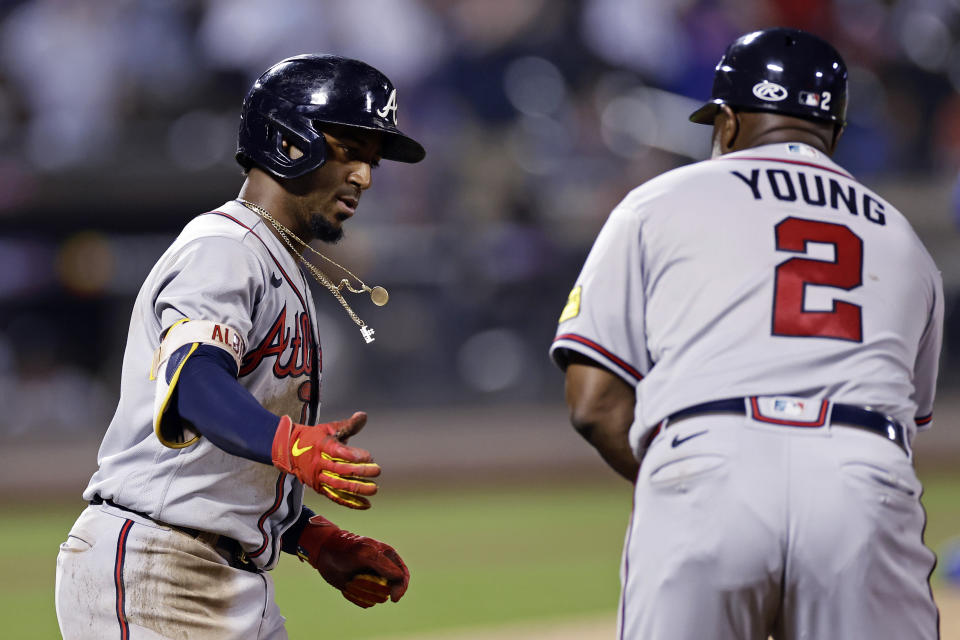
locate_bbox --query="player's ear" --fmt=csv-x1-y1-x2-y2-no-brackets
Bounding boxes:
281,138,305,160
718,104,739,152
710,104,740,158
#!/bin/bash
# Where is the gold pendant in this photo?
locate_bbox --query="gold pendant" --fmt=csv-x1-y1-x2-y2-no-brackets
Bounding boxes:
369,286,389,307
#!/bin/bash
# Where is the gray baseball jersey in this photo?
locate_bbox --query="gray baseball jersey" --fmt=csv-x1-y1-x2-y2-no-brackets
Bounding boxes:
551,142,942,454
84,199,320,571
551,142,943,639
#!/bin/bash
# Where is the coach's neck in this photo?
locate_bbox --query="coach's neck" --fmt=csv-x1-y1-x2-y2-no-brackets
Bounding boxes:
711,104,843,158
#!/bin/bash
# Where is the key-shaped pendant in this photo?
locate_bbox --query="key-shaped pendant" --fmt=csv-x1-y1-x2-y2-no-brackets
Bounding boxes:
360,325,376,344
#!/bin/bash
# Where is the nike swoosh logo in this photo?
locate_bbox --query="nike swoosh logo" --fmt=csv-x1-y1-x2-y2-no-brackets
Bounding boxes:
671,430,708,448
270,273,283,288
291,439,313,456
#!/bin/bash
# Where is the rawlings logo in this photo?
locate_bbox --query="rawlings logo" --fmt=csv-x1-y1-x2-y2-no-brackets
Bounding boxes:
376,89,399,125
752,80,788,102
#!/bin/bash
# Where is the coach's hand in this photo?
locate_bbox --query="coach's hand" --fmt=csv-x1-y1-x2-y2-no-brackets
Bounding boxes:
271,413,380,509
296,515,409,608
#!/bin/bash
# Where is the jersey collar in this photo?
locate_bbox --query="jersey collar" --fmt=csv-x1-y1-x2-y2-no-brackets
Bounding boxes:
717,143,854,181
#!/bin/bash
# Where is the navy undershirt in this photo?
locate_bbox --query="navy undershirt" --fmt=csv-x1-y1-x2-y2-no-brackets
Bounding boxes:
173,344,278,464
172,344,318,550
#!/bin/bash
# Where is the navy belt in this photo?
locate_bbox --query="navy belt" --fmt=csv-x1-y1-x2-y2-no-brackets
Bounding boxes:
667,397,908,454
90,495,258,572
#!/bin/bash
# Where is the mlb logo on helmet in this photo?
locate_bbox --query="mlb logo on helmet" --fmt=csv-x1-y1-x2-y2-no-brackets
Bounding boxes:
798,91,821,107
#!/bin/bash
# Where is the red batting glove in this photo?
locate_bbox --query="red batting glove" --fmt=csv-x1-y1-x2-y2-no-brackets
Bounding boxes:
296,515,410,608
271,413,381,509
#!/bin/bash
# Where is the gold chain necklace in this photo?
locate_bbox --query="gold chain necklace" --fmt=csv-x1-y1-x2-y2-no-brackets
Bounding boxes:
236,198,387,344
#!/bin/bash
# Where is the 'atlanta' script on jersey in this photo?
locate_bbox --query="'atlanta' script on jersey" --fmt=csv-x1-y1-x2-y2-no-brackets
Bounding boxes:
240,307,316,378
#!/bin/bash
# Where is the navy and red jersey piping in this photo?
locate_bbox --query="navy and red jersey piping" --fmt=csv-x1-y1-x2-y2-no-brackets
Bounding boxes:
114,519,134,639
915,413,933,426
249,472,287,559
553,333,643,383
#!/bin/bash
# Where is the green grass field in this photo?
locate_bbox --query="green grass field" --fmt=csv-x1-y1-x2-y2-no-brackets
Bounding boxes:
5,471,959,639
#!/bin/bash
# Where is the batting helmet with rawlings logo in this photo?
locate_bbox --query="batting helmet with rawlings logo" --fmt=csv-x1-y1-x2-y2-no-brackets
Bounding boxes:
237,54,425,179
689,28,847,127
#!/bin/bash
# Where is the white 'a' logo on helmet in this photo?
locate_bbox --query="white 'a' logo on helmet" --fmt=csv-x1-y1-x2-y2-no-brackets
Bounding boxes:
752,80,788,102
376,89,399,125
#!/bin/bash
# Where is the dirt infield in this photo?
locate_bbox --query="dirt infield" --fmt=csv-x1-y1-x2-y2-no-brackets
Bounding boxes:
377,615,615,640
941,587,960,640
383,587,960,639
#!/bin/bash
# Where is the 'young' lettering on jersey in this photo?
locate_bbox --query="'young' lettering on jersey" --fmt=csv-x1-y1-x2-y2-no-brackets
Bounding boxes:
84,200,321,570
551,143,943,456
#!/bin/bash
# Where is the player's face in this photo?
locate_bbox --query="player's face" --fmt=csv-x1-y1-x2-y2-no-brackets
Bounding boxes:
285,125,382,243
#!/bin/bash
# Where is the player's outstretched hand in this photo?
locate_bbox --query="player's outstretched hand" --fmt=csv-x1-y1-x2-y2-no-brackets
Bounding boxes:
271,413,381,509
296,515,409,608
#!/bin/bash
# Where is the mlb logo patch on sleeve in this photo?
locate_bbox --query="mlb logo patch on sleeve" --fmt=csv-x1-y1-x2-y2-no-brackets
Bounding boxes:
558,286,582,323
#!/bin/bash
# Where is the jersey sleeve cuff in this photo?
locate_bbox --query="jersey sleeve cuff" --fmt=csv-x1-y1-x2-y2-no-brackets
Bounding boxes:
915,412,933,430
550,333,643,386
151,319,248,449
150,319,246,380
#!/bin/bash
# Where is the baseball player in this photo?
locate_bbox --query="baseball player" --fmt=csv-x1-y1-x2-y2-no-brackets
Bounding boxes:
55,54,425,639
551,28,943,639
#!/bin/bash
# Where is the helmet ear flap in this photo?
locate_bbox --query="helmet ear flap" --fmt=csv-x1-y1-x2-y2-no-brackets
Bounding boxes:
270,126,295,169
237,93,327,178
268,124,287,160
276,119,327,171
265,120,326,177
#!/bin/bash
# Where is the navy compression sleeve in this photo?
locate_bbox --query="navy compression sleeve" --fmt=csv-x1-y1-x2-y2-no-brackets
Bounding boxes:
173,344,279,464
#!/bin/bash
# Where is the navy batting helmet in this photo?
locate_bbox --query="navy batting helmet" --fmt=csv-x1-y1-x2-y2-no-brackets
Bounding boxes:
689,28,847,127
236,54,425,179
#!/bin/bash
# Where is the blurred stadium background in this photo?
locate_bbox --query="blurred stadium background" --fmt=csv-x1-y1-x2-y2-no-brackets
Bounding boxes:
0,0,959,637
